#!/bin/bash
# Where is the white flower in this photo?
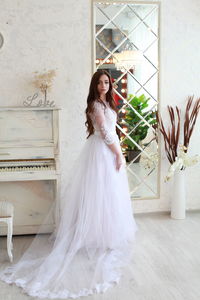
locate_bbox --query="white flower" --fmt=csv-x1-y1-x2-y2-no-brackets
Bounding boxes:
165,144,200,182
140,152,158,169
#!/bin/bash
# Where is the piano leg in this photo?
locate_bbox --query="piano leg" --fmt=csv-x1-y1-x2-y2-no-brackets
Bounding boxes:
7,217,13,262
53,178,61,232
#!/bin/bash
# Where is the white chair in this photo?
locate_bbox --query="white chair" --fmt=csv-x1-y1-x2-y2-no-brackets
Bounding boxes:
0,201,14,262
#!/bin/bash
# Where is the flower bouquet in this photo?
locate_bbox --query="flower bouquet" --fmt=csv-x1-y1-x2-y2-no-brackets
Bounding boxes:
156,96,200,182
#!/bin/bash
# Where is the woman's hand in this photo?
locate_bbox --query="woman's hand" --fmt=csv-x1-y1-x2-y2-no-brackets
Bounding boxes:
115,153,125,171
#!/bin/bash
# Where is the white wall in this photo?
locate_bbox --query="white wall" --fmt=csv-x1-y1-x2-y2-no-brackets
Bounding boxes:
0,0,199,214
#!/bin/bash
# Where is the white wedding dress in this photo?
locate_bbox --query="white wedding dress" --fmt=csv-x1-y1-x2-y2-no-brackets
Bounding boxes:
0,100,138,299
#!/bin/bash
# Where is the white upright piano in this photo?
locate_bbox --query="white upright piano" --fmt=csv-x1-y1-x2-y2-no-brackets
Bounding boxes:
0,107,60,235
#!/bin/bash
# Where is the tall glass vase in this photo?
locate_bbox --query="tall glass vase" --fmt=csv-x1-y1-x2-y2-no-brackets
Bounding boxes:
170,169,186,219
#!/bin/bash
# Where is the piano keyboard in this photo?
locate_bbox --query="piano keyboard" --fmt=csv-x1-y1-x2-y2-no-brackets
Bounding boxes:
0,160,55,172
0,165,54,172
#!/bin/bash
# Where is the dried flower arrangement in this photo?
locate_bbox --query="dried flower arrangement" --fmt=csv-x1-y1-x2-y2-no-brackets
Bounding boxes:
156,96,200,181
33,69,56,93
32,69,56,105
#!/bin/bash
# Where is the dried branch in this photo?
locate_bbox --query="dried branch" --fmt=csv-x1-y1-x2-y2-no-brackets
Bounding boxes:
156,106,181,164
156,95,200,166
183,96,200,152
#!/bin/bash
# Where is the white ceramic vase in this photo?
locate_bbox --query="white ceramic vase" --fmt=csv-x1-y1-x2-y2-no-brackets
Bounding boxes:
170,169,186,219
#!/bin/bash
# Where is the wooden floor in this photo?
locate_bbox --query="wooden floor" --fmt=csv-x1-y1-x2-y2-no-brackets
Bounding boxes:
0,210,200,300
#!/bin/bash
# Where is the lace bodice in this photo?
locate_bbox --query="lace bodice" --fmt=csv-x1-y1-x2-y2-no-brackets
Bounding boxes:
90,100,118,144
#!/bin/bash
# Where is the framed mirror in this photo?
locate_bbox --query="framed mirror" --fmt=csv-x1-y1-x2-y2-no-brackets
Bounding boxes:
92,0,160,200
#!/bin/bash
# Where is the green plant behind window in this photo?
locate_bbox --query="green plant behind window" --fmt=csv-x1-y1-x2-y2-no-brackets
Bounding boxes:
122,94,157,151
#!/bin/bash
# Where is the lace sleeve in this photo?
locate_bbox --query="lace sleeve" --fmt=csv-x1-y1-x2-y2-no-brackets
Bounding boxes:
92,101,115,145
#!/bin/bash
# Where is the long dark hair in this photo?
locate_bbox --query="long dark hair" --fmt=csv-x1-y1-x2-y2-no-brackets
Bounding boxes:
85,70,118,138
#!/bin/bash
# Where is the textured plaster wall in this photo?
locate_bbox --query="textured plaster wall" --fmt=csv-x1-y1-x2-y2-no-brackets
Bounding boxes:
0,0,199,214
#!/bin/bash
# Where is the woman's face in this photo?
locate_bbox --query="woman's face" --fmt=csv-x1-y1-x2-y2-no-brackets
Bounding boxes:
97,74,110,96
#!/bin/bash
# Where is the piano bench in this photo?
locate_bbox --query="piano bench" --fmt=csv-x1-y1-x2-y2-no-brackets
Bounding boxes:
0,201,14,262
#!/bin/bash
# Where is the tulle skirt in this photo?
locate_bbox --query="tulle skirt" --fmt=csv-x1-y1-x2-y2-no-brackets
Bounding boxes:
0,133,138,299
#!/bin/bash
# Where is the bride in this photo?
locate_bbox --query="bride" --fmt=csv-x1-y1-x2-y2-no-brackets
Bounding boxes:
0,70,138,299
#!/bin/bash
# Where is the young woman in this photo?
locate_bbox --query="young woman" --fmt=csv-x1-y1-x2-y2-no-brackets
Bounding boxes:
0,70,138,298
